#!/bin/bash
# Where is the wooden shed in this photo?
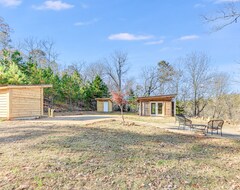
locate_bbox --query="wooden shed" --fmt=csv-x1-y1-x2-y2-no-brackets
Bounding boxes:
95,98,113,112
137,95,176,117
0,85,52,120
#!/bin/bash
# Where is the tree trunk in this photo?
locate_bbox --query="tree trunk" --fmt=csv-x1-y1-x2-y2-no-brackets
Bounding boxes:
120,105,125,125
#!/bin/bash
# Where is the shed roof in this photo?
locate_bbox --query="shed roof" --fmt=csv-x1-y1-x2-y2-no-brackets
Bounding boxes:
95,98,113,102
137,94,176,102
0,85,52,90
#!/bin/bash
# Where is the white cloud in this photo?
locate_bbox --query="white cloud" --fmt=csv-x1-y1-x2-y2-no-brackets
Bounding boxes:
145,40,164,45
0,0,21,7
178,35,200,41
215,0,240,3
159,47,182,52
194,3,206,8
74,18,99,26
33,1,74,11
108,33,153,41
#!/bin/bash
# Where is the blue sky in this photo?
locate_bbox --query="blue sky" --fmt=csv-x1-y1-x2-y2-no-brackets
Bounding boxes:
0,0,239,89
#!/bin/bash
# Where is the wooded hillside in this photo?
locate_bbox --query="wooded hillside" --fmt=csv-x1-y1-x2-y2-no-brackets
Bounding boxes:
0,16,239,123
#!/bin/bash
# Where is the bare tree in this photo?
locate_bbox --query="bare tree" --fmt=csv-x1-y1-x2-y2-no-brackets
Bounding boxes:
203,2,240,31
66,61,85,75
105,51,129,92
158,60,176,94
171,60,184,96
84,61,106,82
209,72,230,118
140,66,159,96
183,52,212,117
0,17,12,49
21,37,59,71
61,61,86,85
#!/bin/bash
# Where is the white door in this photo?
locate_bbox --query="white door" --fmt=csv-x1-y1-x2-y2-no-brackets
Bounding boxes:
103,102,109,112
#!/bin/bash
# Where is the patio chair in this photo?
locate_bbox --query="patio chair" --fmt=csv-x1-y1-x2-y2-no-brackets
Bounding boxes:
207,120,224,136
176,115,192,130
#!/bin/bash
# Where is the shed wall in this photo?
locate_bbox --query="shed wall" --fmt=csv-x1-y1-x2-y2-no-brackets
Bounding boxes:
10,88,42,118
96,100,113,112
165,101,172,117
108,101,113,112
140,100,173,116
0,90,8,118
97,101,103,112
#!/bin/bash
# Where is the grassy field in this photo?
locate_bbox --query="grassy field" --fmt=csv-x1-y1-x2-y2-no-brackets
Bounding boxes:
0,119,240,190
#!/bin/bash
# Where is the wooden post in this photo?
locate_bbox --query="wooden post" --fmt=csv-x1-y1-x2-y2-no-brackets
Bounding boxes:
40,88,44,116
50,109,55,117
48,108,51,117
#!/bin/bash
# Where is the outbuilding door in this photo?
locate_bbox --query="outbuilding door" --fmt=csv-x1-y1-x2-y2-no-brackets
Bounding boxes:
0,92,7,118
151,102,163,116
103,101,109,112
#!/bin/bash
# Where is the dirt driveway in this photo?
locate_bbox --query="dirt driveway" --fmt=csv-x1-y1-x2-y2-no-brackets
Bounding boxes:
7,115,119,125
1,114,240,140
34,115,118,125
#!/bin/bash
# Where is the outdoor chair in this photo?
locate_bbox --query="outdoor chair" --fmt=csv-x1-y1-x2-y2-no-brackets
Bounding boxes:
176,115,192,130
207,120,224,136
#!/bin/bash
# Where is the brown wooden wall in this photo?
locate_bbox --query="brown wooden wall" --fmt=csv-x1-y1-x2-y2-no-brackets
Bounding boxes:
97,101,113,112
9,88,43,118
165,101,172,117
97,101,103,112
139,101,173,117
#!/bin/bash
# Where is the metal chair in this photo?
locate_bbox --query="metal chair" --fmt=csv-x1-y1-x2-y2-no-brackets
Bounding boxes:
207,120,224,136
176,115,192,130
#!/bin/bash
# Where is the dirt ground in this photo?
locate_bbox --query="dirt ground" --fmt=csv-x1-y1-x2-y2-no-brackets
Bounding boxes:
0,115,240,189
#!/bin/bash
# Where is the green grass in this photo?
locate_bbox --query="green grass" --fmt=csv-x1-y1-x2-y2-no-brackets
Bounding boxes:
34,176,43,189
0,120,239,189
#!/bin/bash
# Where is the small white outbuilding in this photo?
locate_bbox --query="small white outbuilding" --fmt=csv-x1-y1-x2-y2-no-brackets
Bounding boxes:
95,98,113,113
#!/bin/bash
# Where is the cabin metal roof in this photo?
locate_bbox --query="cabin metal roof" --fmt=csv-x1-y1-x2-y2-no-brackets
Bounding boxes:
137,94,176,102
95,98,113,102
0,85,52,90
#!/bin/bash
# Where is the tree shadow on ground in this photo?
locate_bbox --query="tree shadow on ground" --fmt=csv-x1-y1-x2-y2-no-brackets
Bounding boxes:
0,124,58,144
30,124,240,162
1,121,240,189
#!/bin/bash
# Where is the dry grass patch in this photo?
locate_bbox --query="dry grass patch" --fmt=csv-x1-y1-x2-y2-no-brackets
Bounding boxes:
0,120,239,189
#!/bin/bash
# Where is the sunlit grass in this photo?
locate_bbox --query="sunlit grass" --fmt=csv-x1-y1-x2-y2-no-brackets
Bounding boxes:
0,120,239,189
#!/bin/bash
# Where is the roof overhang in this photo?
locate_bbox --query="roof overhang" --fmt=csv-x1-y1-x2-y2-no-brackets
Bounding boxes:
95,98,113,102
95,98,112,102
0,85,53,90
137,94,177,102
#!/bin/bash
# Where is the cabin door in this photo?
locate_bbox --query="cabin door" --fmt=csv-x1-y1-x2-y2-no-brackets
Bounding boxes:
151,102,163,116
103,102,109,112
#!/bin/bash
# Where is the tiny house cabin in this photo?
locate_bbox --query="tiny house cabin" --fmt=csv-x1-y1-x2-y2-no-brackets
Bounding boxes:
0,85,52,120
96,98,113,112
137,95,176,117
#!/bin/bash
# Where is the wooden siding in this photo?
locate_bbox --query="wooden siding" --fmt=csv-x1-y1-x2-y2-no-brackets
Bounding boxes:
97,101,103,112
108,101,113,112
165,101,172,116
139,101,173,116
10,88,42,118
144,102,150,116
96,100,112,112
0,90,8,118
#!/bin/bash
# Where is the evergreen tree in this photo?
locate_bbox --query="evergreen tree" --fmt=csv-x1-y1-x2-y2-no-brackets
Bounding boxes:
91,75,109,98
128,88,138,112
